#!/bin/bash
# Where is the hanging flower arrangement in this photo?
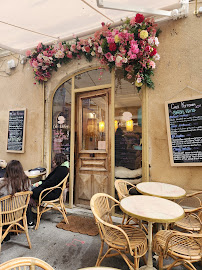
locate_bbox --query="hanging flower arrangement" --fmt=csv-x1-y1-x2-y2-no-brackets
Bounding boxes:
26,13,161,91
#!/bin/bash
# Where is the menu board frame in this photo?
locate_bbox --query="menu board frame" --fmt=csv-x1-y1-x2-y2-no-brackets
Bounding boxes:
165,96,202,166
7,109,26,153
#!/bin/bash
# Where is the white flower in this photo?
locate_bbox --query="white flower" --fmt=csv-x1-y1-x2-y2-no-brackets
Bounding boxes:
88,39,92,46
155,37,159,46
116,55,122,63
98,46,102,53
91,51,96,56
122,57,128,63
57,63,61,68
82,47,86,52
137,77,142,83
153,53,160,61
148,37,154,45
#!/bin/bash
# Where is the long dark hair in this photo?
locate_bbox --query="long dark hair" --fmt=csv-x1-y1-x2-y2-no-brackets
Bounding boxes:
4,160,29,195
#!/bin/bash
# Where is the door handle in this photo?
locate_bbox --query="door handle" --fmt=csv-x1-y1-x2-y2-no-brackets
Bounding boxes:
90,153,95,158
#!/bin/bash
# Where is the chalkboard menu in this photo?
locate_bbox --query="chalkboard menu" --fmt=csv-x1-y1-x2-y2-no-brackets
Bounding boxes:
165,97,202,166
7,109,26,153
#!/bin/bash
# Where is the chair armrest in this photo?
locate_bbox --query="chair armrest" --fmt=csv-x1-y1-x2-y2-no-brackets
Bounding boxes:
93,208,132,253
38,185,62,203
184,206,202,213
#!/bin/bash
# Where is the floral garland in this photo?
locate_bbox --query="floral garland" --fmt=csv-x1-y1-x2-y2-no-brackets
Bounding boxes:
26,13,160,91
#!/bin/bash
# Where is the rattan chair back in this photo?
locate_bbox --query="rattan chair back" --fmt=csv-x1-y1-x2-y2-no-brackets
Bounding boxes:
0,191,32,251
114,180,136,200
174,191,202,232
35,174,69,230
90,193,147,269
0,257,54,270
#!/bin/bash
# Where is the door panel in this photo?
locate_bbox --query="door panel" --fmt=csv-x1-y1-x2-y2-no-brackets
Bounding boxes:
75,88,111,206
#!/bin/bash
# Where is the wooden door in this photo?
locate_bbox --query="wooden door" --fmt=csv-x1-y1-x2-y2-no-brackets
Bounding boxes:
75,88,111,207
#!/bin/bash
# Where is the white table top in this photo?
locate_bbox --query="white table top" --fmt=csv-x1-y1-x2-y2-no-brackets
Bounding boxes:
120,195,184,223
136,182,186,199
24,170,46,179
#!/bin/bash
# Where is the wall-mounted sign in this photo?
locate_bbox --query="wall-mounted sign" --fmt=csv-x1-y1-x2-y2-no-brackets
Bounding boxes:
165,97,202,166
7,109,26,153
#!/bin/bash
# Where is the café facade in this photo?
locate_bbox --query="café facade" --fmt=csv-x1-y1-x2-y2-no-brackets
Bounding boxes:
0,2,201,208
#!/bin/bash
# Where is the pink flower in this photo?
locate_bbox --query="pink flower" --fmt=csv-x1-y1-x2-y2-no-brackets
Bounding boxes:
26,50,31,57
149,60,156,69
106,37,115,44
67,51,72,58
43,51,48,56
105,52,112,60
98,46,102,53
70,44,76,52
32,60,38,68
130,17,136,26
37,54,43,63
37,43,42,51
77,44,81,50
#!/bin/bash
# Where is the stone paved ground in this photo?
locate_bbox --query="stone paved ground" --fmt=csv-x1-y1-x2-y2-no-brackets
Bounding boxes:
0,209,201,270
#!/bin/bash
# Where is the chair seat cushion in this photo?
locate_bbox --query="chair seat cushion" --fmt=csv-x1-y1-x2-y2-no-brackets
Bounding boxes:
154,230,201,260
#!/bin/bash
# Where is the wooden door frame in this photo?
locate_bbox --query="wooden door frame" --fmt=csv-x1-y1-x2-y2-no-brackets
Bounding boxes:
69,80,113,208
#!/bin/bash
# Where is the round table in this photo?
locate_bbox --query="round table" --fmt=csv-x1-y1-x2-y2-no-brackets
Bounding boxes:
120,195,184,270
24,170,46,183
136,182,186,199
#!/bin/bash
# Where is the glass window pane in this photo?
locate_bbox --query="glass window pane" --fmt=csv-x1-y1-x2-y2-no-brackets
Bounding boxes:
82,94,106,150
75,68,111,89
52,79,71,162
115,70,142,171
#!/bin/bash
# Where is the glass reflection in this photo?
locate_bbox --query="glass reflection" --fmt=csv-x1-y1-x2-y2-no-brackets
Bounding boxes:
82,95,106,150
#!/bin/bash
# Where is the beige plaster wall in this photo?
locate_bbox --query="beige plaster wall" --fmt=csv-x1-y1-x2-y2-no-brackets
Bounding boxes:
0,2,201,194
0,54,44,170
149,2,202,192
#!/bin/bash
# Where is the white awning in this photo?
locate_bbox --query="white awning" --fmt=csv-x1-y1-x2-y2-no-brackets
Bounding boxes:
0,0,186,54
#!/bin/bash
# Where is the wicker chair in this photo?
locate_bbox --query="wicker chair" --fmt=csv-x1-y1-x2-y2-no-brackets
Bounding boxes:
0,257,54,269
0,191,32,251
35,174,69,230
174,191,202,232
115,179,137,201
153,229,202,270
115,180,148,233
90,193,148,270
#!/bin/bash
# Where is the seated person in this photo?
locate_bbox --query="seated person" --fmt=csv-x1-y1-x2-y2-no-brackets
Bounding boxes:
32,153,69,202
0,160,33,239
0,160,7,178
